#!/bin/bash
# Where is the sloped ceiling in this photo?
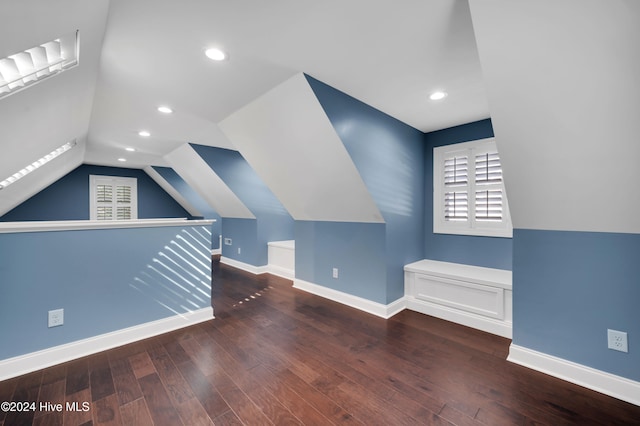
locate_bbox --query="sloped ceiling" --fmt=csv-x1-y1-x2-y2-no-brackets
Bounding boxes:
2,0,488,216
220,73,384,223
143,166,203,218
86,0,488,168
0,0,109,216
469,0,640,234
164,144,255,219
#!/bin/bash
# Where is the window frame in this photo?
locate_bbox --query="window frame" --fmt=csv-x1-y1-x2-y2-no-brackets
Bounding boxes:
89,175,138,221
433,138,512,238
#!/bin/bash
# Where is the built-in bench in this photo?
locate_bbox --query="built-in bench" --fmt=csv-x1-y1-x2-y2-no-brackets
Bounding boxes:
404,260,512,338
267,240,295,279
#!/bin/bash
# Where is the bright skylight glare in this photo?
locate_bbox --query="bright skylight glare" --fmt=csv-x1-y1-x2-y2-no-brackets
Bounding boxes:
157,106,173,114
138,130,151,137
205,48,227,61
0,31,79,99
118,158,127,162
0,140,77,189
125,147,136,152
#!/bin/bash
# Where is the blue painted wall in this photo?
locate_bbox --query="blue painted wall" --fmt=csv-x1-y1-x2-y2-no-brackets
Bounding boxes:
152,166,222,249
305,75,425,303
220,218,259,263
295,221,387,303
513,229,640,381
423,119,512,270
0,164,193,222
0,224,212,360
191,145,294,266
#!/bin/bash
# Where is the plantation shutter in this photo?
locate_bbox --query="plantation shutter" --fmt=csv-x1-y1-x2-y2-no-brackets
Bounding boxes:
444,155,468,222
116,184,133,220
95,184,114,220
474,152,504,222
433,138,512,238
90,176,137,220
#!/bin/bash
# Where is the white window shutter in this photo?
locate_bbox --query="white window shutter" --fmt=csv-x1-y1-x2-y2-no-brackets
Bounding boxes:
444,156,468,186
444,191,469,221
90,176,138,221
475,189,503,221
434,138,512,238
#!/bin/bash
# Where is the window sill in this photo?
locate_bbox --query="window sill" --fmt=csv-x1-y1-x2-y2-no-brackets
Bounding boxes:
433,225,513,238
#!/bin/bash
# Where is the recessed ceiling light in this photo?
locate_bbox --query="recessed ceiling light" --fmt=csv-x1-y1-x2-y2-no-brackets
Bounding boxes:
205,48,227,61
118,158,127,162
429,91,448,101
125,147,135,152
157,106,173,114
138,130,151,137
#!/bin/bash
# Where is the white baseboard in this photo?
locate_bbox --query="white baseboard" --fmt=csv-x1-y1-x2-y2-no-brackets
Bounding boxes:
405,296,512,338
220,256,268,275
219,256,293,280
293,278,406,319
267,264,295,280
0,307,214,381
508,344,640,407
211,248,221,255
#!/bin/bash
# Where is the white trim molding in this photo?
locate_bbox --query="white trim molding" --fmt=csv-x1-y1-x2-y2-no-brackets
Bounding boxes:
0,218,215,234
220,256,268,275
267,264,295,280
293,278,406,319
0,307,214,381
219,255,293,279
508,344,640,407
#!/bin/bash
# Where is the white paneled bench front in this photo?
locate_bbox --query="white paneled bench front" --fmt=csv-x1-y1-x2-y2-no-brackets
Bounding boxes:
267,240,295,279
404,260,512,338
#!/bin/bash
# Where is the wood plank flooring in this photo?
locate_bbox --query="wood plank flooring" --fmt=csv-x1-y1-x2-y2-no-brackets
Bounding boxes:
1,257,639,425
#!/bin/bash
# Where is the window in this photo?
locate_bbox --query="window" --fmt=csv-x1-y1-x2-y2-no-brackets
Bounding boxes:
0,140,76,189
89,175,138,220
433,138,512,237
0,31,79,99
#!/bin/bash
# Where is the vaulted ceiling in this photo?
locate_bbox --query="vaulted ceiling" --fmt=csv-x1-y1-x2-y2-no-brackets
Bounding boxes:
0,0,489,216
4,1,637,233
2,0,487,169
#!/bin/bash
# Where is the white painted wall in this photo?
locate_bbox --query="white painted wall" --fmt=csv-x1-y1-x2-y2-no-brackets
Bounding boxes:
220,73,384,223
469,0,640,233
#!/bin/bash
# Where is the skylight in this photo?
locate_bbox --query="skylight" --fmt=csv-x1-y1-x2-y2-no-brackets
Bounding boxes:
0,30,79,100
0,140,77,190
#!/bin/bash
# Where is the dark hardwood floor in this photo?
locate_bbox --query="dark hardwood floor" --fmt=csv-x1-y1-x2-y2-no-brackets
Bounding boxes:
2,257,639,425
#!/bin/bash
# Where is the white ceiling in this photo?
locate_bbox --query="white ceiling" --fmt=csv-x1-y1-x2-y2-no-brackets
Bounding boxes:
0,0,109,215
85,0,489,168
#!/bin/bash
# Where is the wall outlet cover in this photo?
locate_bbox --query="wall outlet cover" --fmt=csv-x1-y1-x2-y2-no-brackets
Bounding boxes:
48,309,64,328
607,329,628,353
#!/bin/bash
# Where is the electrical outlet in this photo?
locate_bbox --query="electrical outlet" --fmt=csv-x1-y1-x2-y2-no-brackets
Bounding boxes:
332,268,339,279
48,309,64,328
224,238,232,245
607,329,628,353
238,247,241,254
